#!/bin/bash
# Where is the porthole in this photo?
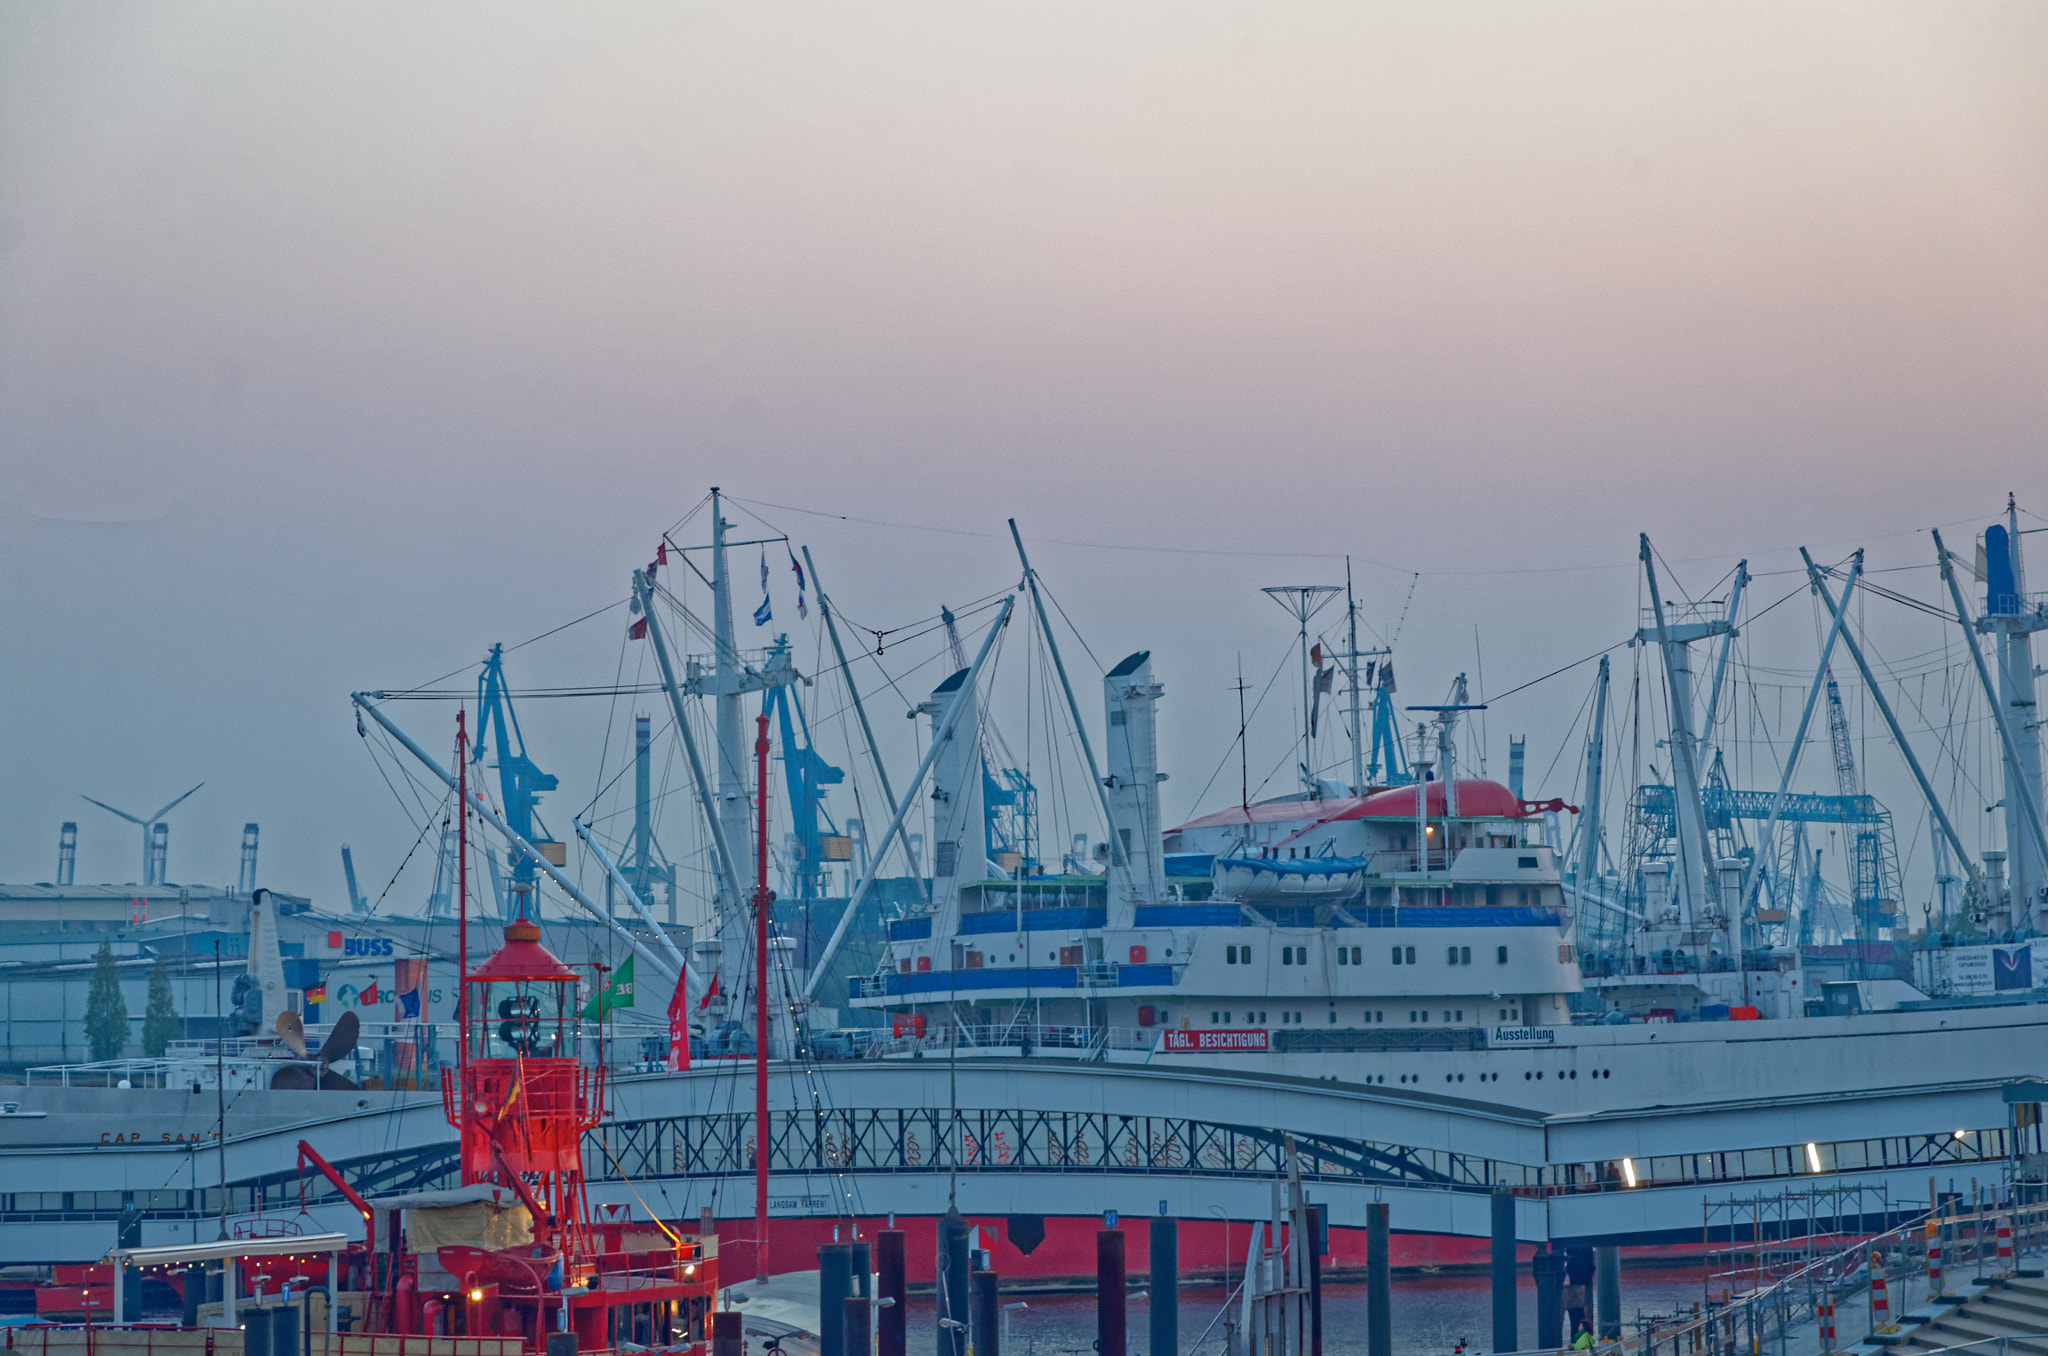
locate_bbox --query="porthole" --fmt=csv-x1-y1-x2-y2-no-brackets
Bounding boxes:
1524,1072,1532,1080
1446,1074,1454,1083
1457,1073,1465,1082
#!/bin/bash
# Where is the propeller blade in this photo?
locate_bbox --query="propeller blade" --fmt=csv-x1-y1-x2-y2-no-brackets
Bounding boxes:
146,783,206,823
80,796,145,826
317,1070,360,1092
269,1064,318,1091
274,1011,307,1058
316,1010,359,1066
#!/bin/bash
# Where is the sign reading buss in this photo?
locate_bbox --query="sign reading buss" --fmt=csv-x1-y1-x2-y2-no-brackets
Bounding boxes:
1162,1029,1270,1053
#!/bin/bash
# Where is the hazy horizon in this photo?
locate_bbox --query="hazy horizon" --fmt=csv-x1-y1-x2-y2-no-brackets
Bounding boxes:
2,3,2043,928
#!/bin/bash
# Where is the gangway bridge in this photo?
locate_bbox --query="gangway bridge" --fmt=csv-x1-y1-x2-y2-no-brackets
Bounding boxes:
0,1061,2027,1263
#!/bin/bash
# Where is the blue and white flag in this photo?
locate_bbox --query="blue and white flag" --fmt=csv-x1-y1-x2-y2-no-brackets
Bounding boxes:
789,549,807,620
755,550,772,626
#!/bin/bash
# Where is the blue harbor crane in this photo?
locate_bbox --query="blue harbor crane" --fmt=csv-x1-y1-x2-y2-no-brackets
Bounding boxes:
473,644,560,920
762,640,846,901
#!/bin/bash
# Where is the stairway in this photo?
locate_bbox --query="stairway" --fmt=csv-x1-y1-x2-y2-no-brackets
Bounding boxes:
1887,1276,2048,1355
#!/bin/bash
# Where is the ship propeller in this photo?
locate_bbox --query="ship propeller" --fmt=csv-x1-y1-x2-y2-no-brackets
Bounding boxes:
315,1012,361,1091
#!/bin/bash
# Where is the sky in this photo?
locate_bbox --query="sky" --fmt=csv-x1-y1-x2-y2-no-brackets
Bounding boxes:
1,3,2044,925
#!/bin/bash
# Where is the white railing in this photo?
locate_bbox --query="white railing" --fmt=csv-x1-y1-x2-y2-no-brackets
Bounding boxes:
862,1023,1157,1060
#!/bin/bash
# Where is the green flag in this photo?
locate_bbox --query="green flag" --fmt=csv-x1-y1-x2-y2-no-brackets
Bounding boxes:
582,956,635,1019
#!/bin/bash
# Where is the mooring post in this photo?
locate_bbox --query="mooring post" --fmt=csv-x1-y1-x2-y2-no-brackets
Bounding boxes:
1307,1203,1326,1356
1367,1202,1392,1356
844,1295,873,1356
877,1229,907,1356
939,1209,971,1356
1492,1189,1519,1355
712,1310,742,1356
820,1242,854,1356
1099,1227,1128,1356
971,1265,1000,1356
1535,1247,1565,1349
1597,1245,1622,1339
1151,1214,1178,1356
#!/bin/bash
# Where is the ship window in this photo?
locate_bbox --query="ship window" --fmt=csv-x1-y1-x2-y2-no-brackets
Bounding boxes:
1211,1012,1218,1023
1352,947,1363,964
1282,948,1293,967
1376,1011,1383,1022
1456,1010,1463,1021
1329,1011,1337,1023
1447,946,1458,965
1461,946,1472,964
1406,946,1416,965
1338,949,1348,966
1497,946,1509,964
1226,945,1238,964
1392,947,1403,965
1242,946,1253,965
1259,1011,1267,1023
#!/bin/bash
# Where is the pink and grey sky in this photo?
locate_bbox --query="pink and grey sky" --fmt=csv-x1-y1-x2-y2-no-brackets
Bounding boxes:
1,3,2043,912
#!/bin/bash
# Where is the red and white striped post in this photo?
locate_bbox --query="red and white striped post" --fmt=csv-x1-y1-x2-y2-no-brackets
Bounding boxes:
1818,1302,1835,1353
1998,1215,2014,1274
1869,1251,1891,1333
1927,1216,1943,1297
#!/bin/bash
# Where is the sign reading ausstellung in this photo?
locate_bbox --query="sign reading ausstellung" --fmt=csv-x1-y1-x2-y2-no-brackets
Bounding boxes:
1488,1026,1557,1046
1162,1029,1270,1052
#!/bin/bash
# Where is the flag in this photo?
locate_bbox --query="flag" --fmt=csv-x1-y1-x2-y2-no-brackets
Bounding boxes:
1310,643,1323,668
667,970,692,1071
357,980,378,1007
1309,664,1335,737
394,958,426,1021
698,970,722,1011
656,542,668,566
753,595,772,627
305,982,327,1004
789,549,807,620
581,955,636,1019
628,617,648,640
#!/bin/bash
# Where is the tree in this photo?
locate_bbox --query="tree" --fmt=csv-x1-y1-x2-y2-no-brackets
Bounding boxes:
141,954,180,1057
85,938,130,1061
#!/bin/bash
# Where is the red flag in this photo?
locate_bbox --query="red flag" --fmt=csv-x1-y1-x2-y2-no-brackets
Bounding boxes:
698,972,722,1011
358,980,378,1006
629,617,648,640
1310,642,1323,667
656,542,668,566
667,973,692,1071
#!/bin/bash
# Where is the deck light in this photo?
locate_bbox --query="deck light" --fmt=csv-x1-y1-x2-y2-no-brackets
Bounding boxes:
1955,1129,1968,1141
469,1288,484,1302
1620,1157,1638,1188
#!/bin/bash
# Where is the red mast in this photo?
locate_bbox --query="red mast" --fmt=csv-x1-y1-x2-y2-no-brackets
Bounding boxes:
752,711,773,1281
456,712,469,1085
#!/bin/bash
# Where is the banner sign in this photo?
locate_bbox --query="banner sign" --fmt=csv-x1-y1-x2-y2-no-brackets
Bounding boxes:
1162,1028,1269,1052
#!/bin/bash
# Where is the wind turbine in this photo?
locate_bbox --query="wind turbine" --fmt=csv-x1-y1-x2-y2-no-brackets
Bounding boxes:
81,784,204,886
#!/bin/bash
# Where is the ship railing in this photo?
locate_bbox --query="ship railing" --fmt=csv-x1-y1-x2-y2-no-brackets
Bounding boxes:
863,1023,1156,1059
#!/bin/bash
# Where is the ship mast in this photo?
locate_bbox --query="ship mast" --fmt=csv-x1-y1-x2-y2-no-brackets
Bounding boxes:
1346,561,1364,796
